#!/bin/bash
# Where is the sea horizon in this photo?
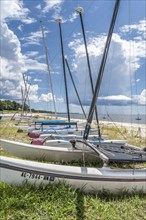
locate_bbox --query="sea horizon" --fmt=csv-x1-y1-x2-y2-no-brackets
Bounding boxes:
56,113,146,125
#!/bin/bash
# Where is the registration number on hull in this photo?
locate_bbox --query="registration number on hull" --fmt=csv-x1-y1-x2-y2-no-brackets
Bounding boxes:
21,172,55,182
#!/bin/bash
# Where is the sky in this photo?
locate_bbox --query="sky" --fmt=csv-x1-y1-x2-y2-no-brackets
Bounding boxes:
1,0,146,116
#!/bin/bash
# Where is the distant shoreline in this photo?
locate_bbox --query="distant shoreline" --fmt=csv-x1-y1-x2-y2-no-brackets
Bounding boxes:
56,116,146,139
1,112,146,138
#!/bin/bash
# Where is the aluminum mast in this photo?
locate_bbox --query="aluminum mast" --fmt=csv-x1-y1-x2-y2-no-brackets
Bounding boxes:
40,21,57,118
83,0,121,140
75,7,101,138
56,19,70,124
65,58,86,119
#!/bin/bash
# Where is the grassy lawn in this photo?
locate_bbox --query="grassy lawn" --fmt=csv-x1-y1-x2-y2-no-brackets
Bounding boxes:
0,116,146,219
0,182,146,220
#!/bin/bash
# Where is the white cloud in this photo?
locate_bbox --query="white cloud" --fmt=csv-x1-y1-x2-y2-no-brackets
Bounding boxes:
51,6,63,21
68,29,145,106
39,93,56,102
17,24,23,31
25,59,46,71
141,89,146,97
1,23,25,63
43,0,64,13
42,0,66,21
1,0,28,21
21,30,49,46
1,57,24,81
28,84,39,102
35,55,46,61
1,23,26,100
25,51,39,58
97,91,146,106
1,0,36,24
57,97,64,103
133,89,146,105
68,12,78,23
21,17,36,24
101,95,131,101
98,95,132,106
34,79,42,83
120,19,146,38
72,33,82,38
25,53,46,62
1,78,22,100
0,1,60,104
1,23,47,102
21,84,57,104
36,4,42,10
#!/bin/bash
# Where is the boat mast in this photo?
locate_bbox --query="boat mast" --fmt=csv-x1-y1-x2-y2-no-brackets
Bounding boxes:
21,86,24,116
83,0,121,140
65,58,86,119
56,19,70,124
75,7,101,138
23,84,31,115
40,21,57,118
21,73,29,116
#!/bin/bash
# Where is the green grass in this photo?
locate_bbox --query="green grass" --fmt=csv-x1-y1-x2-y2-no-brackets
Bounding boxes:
101,124,146,147
1,118,145,168
0,117,146,219
0,182,146,220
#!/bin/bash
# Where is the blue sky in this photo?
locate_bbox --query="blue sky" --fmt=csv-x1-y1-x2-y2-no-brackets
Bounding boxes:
1,0,146,115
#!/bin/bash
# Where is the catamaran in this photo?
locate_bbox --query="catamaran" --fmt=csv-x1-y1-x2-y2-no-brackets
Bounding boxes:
1,0,146,193
1,140,146,193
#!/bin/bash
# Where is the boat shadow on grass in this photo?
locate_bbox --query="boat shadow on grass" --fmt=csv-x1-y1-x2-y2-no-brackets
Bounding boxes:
1,181,146,220
76,190,85,220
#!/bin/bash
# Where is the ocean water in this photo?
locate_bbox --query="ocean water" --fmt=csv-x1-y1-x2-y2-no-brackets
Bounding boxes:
57,113,146,125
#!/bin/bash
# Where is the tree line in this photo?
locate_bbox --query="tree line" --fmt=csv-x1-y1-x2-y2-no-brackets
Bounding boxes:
0,100,29,111
0,100,53,113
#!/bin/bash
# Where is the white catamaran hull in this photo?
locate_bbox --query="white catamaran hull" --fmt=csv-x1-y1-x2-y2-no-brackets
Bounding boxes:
1,156,146,193
0,139,97,162
39,133,108,140
28,127,99,136
0,139,127,162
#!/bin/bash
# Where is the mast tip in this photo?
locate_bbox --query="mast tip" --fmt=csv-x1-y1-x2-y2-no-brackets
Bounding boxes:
55,18,62,23
75,7,84,13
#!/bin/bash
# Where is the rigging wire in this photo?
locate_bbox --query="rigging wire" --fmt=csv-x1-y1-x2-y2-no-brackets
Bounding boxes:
40,21,57,118
106,112,128,139
49,1,96,66
41,1,101,116
101,95,128,140
83,0,121,140
144,0,146,145
102,21,117,125
128,0,133,132
133,34,141,125
127,0,142,139
98,3,126,138
57,68,64,114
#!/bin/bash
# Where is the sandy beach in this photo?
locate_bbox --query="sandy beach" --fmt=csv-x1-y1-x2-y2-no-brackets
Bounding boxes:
1,112,146,139
99,121,146,139
54,116,146,139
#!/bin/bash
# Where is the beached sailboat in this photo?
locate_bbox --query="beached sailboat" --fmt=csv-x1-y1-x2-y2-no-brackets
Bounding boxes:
1,0,146,193
27,18,102,138
27,119,101,139
1,140,146,193
135,114,142,121
38,133,108,141
1,138,133,162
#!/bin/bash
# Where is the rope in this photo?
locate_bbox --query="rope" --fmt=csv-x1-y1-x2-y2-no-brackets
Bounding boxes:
0,112,17,135
106,113,128,139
